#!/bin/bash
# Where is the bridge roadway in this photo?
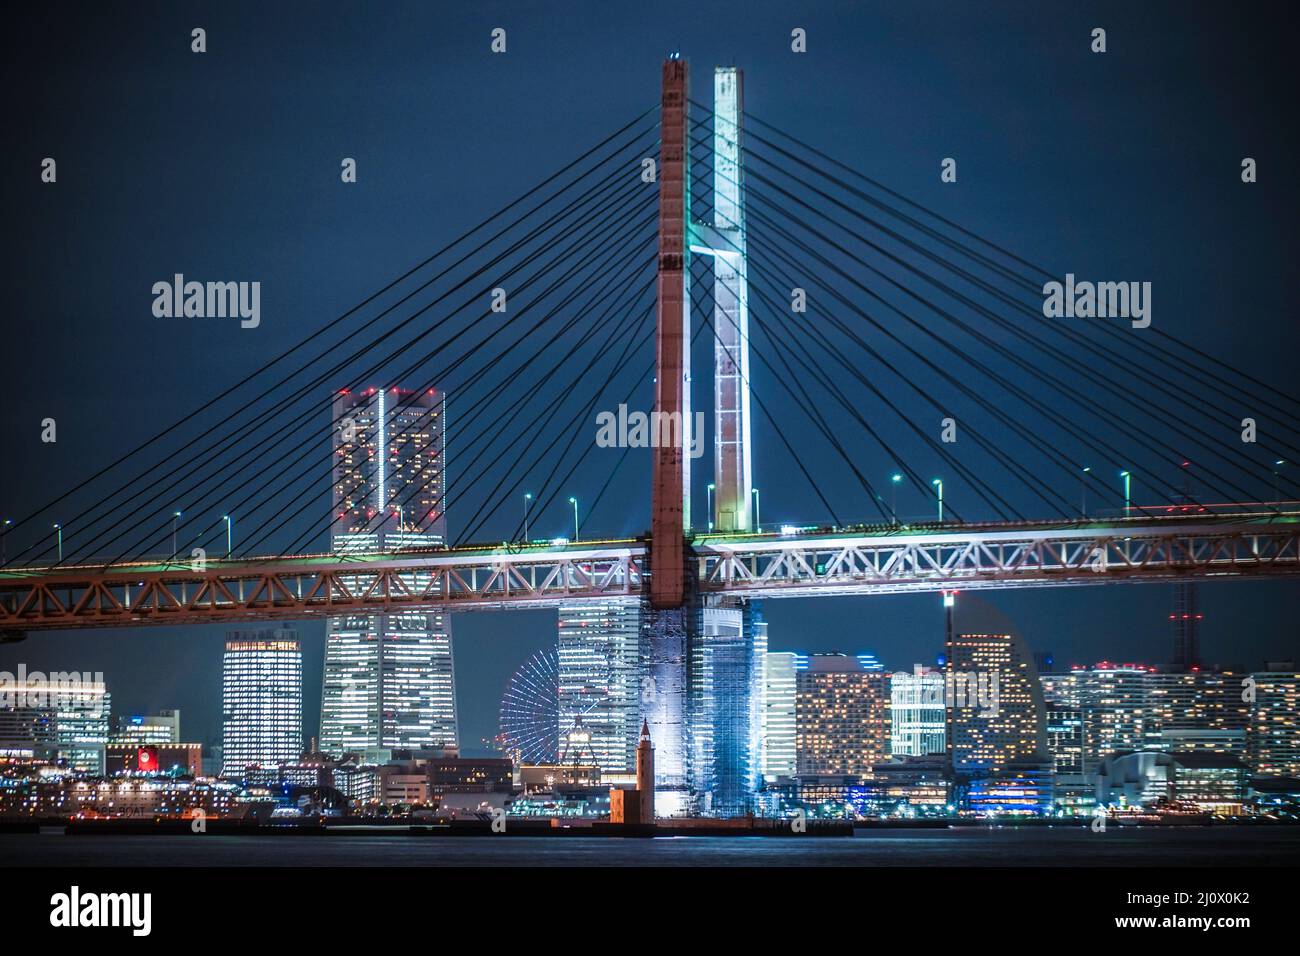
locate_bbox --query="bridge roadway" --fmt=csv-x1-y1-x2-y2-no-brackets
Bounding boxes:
1,510,1297,634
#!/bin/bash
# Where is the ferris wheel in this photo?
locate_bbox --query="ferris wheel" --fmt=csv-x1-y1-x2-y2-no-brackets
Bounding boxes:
497,648,561,765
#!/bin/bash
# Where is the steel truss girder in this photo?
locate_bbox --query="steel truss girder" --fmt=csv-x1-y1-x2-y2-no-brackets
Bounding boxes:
0,546,645,630
694,523,1300,598
2,520,1298,631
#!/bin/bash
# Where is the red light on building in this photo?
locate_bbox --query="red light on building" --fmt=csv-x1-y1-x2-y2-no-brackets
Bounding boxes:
137,746,158,772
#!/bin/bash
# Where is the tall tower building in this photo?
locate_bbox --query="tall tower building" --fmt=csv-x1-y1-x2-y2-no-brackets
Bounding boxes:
795,653,890,777
320,387,458,755
948,633,1048,772
222,630,302,778
762,651,798,780
891,667,946,757
688,599,765,815
558,598,643,774
1249,665,1300,775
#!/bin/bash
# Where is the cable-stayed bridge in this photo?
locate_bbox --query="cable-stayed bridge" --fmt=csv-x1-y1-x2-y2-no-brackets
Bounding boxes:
3,57,1299,639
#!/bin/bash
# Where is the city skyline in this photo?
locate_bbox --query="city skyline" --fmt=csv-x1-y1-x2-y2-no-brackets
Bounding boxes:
4,1,1298,765
4,3,1300,937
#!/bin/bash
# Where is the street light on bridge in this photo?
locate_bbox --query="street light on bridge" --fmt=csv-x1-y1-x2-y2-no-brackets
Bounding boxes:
523,493,533,542
891,473,903,526
222,515,233,559
932,479,944,523
171,511,182,562
1120,471,1131,516
752,488,761,532
707,483,714,532
1080,466,1091,518
52,523,62,562
569,496,579,541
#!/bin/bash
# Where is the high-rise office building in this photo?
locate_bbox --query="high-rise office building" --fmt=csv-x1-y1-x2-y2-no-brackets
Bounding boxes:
222,630,303,778
1148,670,1248,758
762,651,798,780
796,653,890,777
688,599,765,815
1043,704,1086,776
891,667,946,757
1248,665,1300,776
1041,663,1157,777
0,678,111,773
948,633,1047,772
111,710,181,746
320,386,458,755
557,598,643,774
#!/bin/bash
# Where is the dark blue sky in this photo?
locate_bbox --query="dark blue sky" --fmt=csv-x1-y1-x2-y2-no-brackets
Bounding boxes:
2,1,1297,754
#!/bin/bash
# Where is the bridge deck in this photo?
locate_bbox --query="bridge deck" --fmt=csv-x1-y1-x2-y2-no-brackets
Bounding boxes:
1,513,1297,633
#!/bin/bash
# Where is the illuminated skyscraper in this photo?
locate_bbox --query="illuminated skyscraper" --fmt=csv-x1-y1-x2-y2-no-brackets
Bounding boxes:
221,630,302,778
948,633,1048,772
1,677,111,774
558,598,642,774
320,387,458,755
112,710,181,746
1248,665,1300,775
1040,660,1164,780
891,667,946,757
762,651,798,780
688,599,765,815
795,653,890,777
1148,670,1248,758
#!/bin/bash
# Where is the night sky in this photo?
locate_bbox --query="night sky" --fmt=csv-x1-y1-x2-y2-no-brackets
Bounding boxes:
2,1,1297,756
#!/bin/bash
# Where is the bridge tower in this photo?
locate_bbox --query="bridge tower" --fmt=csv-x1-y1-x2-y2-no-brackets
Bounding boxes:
643,60,763,817
650,55,691,609
691,67,753,533
643,56,693,815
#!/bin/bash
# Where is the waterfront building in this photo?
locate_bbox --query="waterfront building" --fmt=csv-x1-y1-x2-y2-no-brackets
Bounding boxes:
557,598,642,774
1147,670,1248,758
948,633,1048,772
106,743,202,776
111,710,181,746
688,599,765,815
795,653,890,777
965,759,1056,816
1247,665,1300,776
1096,750,1249,815
863,755,952,816
890,666,945,757
762,651,798,780
221,630,303,778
